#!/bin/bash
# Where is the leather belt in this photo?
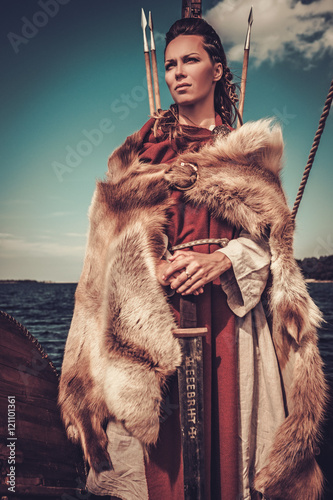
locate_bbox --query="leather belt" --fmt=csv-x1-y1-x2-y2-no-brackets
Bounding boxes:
170,237,229,252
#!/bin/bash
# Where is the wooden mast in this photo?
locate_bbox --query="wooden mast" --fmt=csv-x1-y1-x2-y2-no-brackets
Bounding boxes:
182,0,202,18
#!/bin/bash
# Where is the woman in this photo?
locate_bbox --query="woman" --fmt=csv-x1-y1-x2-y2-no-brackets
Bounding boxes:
59,18,326,500
138,19,277,500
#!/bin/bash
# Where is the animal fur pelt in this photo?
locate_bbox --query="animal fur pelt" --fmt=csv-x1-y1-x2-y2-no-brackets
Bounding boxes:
58,119,327,499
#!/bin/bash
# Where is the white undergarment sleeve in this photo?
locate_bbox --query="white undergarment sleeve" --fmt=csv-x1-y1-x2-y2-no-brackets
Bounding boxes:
217,230,271,317
219,231,286,499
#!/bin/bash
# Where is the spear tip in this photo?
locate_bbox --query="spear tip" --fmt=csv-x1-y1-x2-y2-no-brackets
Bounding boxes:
244,6,253,50
248,6,253,25
148,11,156,51
141,8,148,52
141,8,147,30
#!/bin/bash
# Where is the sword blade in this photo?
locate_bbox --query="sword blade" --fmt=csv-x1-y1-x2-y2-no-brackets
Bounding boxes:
175,296,206,500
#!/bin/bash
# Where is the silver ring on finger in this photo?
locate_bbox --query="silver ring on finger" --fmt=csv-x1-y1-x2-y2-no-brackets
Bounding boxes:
185,271,192,280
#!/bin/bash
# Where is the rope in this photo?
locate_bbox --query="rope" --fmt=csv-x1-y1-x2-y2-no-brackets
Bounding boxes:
291,78,333,222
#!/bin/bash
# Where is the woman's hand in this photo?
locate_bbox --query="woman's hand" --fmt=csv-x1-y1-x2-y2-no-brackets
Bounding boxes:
162,250,232,295
155,259,179,287
155,258,203,296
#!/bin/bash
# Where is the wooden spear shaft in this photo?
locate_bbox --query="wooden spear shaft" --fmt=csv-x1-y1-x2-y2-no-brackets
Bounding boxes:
151,50,161,111
237,48,249,125
144,51,155,115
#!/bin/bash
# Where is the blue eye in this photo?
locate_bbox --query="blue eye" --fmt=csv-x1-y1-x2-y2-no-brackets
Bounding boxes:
165,62,174,71
186,57,199,64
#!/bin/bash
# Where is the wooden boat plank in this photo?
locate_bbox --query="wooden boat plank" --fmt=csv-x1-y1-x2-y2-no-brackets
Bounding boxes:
0,312,85,497
0,362,58,400
0,420,69,446
0,317,57,361
0,342,57,384
0,395,63,428
0,461,83,488
14,460,83,485
0,312,58,374
0,378,62,412
0,438,83,488
0,439,80,467
0,483,83,498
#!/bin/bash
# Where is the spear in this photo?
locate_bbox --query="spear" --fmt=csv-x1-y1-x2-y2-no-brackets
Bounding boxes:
237,6,253,128
141,8,155,115
148,11,161,111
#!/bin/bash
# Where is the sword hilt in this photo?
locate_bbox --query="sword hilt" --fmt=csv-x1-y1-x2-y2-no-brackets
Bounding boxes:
173,327,208,337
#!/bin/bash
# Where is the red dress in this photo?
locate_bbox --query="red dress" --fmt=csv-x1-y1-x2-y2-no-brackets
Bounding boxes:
138,117,239,500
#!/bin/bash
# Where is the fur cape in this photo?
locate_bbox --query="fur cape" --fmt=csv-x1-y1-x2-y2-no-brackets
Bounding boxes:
58,119,327,499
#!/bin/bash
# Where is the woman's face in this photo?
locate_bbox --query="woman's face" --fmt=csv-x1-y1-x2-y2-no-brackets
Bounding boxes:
164,35,222,109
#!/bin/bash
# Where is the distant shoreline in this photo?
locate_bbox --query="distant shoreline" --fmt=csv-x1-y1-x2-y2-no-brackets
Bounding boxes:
297,254,333,281
305,279,333,283
0,255,332,285
1,279,333,285
0,280,77,285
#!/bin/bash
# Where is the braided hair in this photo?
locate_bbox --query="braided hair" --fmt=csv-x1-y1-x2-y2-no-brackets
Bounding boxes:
154,18,240,139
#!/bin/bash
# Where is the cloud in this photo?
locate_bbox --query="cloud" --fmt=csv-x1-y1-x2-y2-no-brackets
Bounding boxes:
154,30,166,46
205,0,333,65
42,211,75,218
0,211,76,220
65,232,87,238
0,199,33,206
0,234,85,258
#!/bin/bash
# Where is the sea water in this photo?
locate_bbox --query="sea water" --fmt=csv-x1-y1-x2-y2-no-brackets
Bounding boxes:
0,281,332,378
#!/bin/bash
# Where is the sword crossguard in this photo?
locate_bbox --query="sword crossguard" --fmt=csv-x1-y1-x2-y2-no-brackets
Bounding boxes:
173,327,208,337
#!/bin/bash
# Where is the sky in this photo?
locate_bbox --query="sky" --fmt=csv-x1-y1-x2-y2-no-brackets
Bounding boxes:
0,0,332,282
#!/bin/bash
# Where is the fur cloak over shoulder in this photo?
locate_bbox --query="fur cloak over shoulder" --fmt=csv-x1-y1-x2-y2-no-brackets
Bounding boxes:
58,119,327,499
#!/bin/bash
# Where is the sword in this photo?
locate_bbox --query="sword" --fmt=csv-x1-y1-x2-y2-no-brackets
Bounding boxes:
175,4,206,492
173,295,207,500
